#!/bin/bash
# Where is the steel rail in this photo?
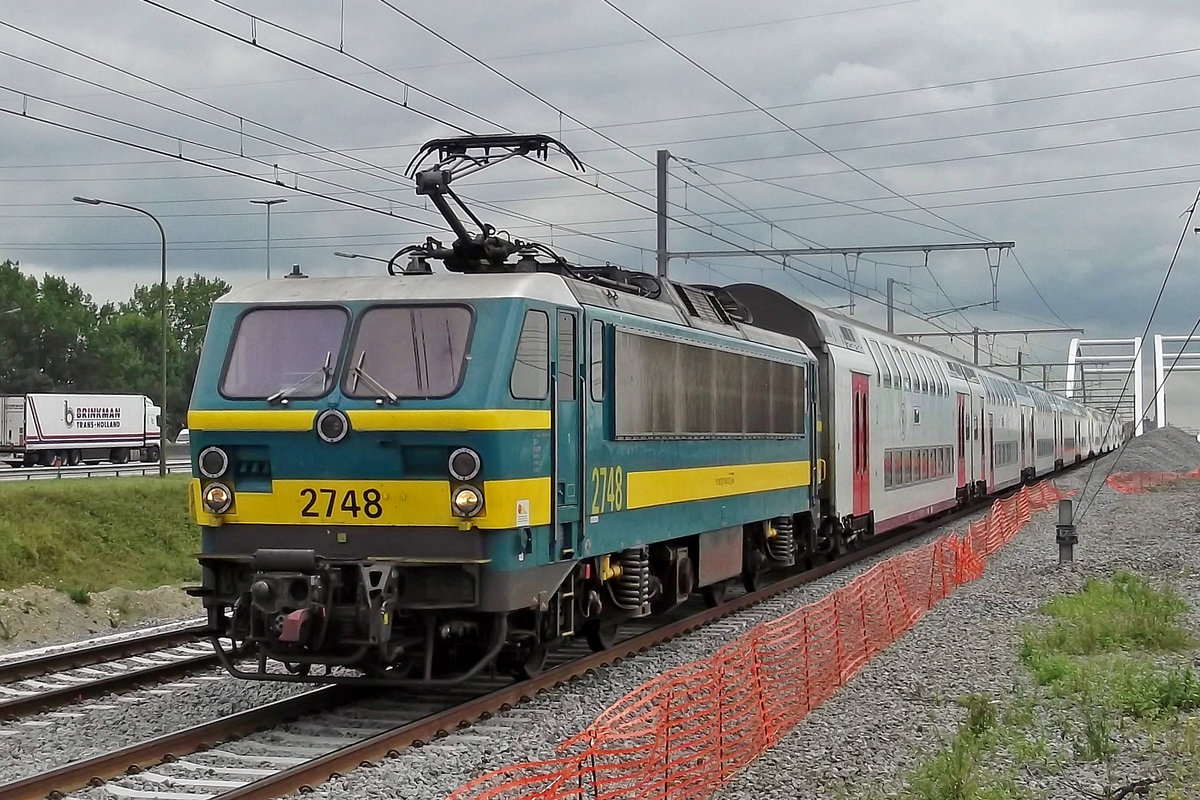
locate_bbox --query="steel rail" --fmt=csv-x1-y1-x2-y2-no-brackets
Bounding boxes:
0,686,362,800
0,469,1080,800
0,651,219,721
0,624,207,683
213,476,1067,800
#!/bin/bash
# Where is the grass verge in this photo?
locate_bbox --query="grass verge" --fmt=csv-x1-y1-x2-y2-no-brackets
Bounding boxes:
0,476,199,592
888,573,1200,799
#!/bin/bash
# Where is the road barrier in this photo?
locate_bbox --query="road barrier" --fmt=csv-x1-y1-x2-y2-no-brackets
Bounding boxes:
1104,467,1200,493
446,481,1067,800
0,460,191,482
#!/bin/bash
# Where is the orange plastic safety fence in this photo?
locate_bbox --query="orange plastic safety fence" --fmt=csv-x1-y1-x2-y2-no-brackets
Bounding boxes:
446,482,1069,800
1104,466,1200,493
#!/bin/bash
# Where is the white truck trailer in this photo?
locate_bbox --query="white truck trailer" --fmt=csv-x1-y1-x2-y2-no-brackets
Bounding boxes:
0,393,161,467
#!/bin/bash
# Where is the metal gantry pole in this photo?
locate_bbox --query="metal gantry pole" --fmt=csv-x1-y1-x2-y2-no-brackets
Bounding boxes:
656,150,669,279
887,277,895,333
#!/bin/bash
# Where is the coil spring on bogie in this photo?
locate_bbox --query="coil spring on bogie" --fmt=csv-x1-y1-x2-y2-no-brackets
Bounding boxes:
765,516,796,566
611,546,652,617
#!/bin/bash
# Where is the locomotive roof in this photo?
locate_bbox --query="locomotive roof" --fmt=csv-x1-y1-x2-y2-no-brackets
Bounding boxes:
215,272,580,307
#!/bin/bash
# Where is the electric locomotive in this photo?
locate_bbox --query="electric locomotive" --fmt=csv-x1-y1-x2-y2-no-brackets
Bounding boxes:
188,136,821,684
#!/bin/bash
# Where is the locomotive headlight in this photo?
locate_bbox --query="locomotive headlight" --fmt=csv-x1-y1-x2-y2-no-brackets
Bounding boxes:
451,485,483,517
448,447,481,481
197,446,229,479
202,482,234,514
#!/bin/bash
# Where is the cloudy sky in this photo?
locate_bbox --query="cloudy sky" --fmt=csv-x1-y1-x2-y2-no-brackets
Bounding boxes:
2,0,1199,427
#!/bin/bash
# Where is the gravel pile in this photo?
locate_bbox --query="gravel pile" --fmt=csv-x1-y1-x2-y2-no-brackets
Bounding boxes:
1106,424,1200,472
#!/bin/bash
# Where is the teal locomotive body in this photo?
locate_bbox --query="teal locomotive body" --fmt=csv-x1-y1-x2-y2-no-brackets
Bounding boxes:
189,269,819,683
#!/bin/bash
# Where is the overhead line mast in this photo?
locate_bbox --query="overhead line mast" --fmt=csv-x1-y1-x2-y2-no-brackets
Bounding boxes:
655,148,1015,324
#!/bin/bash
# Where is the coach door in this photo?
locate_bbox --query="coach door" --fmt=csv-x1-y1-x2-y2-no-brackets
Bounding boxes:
553,310,582,560
987,412,995,489
1020,415,1027,474
851,373,870,516
956,393,967,486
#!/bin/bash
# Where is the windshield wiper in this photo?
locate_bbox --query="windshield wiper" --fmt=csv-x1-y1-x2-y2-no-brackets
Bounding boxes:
266,351,332,405
349,351,398,404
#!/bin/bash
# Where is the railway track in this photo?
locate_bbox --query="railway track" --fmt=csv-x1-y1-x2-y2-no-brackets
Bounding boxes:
0,620,213,720
0,494,989,800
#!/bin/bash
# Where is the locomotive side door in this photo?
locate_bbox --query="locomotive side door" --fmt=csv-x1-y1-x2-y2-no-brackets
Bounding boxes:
552,310,582,560
851,372,871,517
956,393,967,487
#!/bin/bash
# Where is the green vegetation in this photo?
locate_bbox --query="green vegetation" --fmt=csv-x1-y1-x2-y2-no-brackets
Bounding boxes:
0,259,229,436
889,573,1199,800
0,477,198,592
1021,573,1199,719
900,694,1017,800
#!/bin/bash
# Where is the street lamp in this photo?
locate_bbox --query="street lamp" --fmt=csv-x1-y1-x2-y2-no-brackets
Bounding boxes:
73,196,168,478
251,198,287,279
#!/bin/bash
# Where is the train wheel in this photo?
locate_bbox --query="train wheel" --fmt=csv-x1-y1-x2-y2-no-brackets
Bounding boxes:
702,581,728,607
510,643,549,680
583,619,620,652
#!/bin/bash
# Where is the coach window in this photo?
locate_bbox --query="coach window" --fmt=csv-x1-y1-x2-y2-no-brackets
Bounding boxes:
884,451,893,488
589,320,605,402
891,346,910,391
880,344,900,390
915,354,930,394
896,349,914,392
510,309,549,400
865,339,883,386
869,340,890,388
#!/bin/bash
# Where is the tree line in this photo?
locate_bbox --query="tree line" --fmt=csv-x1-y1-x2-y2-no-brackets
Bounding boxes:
0,259,229,437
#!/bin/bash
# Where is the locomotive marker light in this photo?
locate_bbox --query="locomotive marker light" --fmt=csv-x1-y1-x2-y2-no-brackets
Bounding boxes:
1055,498,1077,563
316,408,349,443
202,482,234,514
448,447,482,481
198,446,230,479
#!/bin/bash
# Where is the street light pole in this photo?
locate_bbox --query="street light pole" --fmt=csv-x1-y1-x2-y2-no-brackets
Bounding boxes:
73,196,168,477
251,199,287,279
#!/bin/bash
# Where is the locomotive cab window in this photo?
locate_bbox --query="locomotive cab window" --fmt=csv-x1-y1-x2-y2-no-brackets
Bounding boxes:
222,306,348,399
344,305,472,399
510,309,550,400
